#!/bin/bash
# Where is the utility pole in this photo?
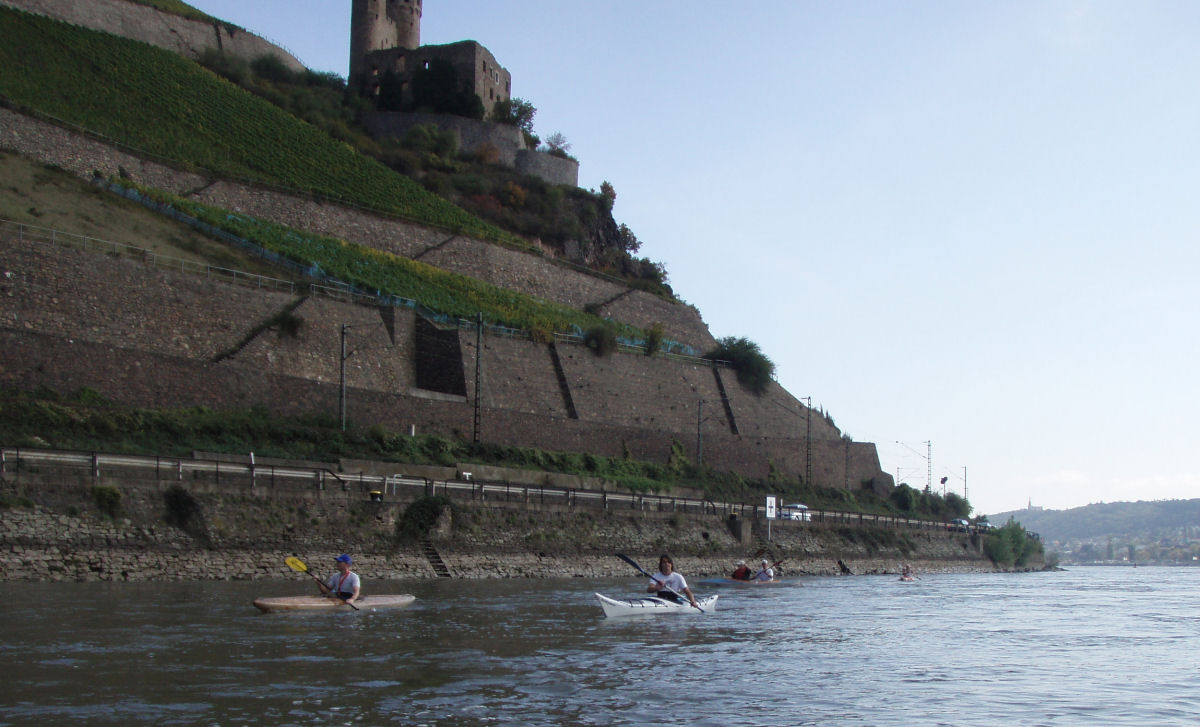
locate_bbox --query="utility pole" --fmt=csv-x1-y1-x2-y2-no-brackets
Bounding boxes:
339,324,351,431
473,313,483,443
803,396,812,486
927,440,933,495
696,399,703,467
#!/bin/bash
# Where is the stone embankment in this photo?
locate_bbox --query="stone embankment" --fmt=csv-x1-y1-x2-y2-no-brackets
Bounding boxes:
0,471,1015,583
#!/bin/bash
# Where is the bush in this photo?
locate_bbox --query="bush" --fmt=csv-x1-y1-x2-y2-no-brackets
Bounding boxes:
705,337,775,395
91,485,122,518
163,485,211,546
584,324,619,357
984,519,1041,568
644,323,664,356
395,495,453,543
890,484,918,513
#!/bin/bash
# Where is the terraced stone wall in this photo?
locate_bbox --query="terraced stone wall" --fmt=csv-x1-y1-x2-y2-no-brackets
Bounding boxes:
0,0,306,71
0,107,717,352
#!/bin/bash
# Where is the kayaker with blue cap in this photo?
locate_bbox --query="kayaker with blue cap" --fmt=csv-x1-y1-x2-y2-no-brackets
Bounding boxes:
323,554,360,607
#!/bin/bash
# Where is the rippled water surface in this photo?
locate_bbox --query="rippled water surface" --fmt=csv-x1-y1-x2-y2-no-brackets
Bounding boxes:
1,566,1198,725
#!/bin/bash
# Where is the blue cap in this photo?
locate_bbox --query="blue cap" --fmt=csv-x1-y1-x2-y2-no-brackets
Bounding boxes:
335,554,352,564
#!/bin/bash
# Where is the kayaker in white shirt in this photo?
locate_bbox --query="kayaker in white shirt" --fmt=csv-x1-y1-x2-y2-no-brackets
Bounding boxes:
754,559,775,581
324,553,360,606
645,553,699,609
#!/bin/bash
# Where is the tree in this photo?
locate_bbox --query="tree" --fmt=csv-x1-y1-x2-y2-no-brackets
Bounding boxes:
491,97,536,133
943,492,971,519
890,483,918,514
544,131,572,158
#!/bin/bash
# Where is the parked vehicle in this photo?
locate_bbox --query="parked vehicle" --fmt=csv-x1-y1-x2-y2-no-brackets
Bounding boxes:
781,503,810,521
948,518,970,533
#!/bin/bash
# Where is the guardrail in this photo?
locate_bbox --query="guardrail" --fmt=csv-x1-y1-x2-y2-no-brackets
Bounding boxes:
0,446,966,534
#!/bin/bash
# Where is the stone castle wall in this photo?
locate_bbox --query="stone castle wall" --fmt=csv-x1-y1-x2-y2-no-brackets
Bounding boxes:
0,0,306,71
361,111,580,187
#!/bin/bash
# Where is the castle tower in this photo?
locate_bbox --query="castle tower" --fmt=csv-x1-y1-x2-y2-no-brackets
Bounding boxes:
350,0,422,81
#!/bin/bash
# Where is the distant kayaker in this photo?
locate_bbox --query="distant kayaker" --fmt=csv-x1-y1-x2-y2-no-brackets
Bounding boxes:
730,560,752,580
754,558,775,582
324,553,360,607
645,553,699,609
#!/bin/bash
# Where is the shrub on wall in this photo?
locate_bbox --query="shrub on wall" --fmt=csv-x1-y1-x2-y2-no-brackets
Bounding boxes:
395,495,454,543
91,485,122,518
704,336,775,395
644,323,664,356
584,324,618,357
163,484,212,546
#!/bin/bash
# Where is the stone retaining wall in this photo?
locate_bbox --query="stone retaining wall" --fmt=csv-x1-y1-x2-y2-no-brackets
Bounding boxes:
0,474,1015,583
0,0,306,71
0,107,716,352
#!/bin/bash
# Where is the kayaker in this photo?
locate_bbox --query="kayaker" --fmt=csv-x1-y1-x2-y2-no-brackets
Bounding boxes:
645,553,699,609
730,560,752,580
323,553,360,606
754,558,774,581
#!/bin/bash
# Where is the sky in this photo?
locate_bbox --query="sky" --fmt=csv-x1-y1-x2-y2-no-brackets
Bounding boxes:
186,0,1200,517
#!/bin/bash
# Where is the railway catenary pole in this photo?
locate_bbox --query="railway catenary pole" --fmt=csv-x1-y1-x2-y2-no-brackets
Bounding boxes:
339,324,349,431
473,313,482,443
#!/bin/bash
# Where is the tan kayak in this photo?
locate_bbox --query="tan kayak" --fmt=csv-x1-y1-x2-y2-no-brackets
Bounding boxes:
252,594,416,613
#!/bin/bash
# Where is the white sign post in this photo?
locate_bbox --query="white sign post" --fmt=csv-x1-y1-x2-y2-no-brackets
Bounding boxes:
766,496,776,541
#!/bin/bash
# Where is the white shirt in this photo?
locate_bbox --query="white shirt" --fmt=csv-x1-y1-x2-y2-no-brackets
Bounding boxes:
649,571,689,592
755,567,774,581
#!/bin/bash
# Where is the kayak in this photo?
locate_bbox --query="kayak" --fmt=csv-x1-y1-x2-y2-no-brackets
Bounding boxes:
252,594,416,613
699,577,782,587
595,593,718,618
898,576,917,583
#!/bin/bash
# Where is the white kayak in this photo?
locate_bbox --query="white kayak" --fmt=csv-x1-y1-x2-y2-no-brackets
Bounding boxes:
253,594,416,613
595,593,718,618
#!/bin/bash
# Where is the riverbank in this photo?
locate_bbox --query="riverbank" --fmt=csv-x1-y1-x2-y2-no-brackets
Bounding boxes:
0,474,1028,582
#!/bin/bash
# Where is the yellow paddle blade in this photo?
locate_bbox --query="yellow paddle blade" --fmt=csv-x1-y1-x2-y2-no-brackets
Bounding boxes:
285,556,309,573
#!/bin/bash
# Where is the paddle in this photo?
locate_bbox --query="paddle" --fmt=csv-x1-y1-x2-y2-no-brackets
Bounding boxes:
285,556,360,611
752,559,785,581
615,553,705,613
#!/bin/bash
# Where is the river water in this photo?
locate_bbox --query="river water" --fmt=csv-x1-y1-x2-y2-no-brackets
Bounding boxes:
0,566,1197,726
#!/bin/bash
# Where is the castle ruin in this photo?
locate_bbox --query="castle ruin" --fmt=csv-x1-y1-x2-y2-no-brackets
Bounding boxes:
352,0,511,117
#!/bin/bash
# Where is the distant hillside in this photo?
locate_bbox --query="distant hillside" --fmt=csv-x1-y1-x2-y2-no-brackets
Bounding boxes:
993,500,1200,542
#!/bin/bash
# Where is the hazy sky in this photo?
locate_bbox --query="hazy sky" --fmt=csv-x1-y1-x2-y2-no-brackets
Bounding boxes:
186,0,1200,517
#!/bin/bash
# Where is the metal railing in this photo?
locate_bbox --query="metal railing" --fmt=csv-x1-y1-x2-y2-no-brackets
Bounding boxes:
0,446,966,535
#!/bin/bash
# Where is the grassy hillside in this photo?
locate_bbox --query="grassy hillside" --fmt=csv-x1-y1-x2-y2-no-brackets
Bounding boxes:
111,179,630,336
0,6,521,247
